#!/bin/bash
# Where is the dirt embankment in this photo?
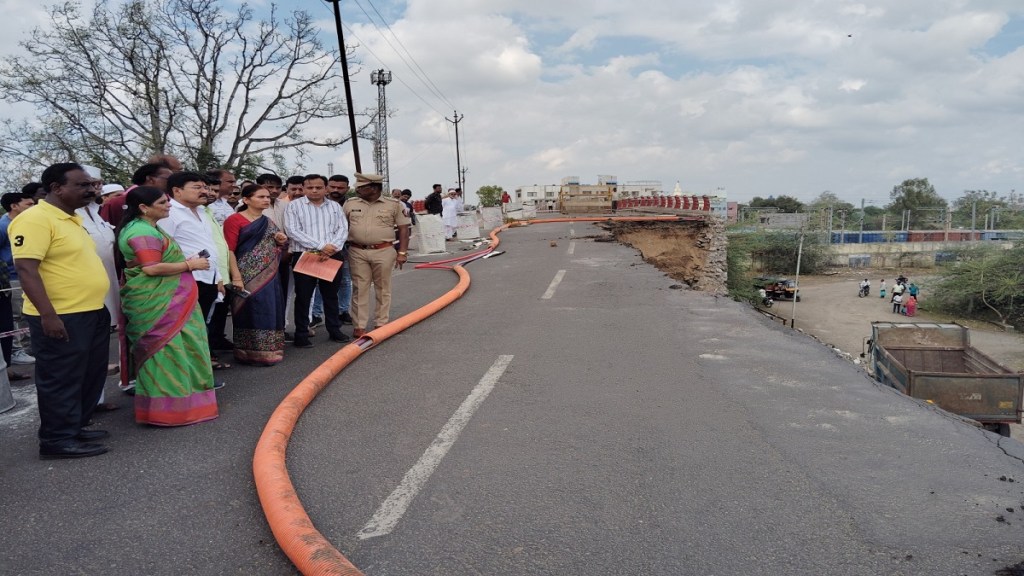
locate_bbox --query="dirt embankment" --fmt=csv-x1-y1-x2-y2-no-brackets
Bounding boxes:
602,219,727,294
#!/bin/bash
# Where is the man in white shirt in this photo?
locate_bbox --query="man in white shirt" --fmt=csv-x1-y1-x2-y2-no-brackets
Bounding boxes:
206,169,237,226
284,174,349,348
78,166,120,409
159,172,228,365
442,189,458,239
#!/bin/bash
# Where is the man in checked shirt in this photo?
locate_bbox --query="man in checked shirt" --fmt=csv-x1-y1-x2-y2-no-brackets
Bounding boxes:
284,174,349,348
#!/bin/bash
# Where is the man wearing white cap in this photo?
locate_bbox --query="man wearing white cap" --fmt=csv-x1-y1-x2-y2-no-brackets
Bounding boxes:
343,172,410,338
77,166,120,410
99,183,125,204
77,167,119,332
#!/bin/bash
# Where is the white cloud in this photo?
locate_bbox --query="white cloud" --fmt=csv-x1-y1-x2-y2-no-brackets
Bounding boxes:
3,0,1022,207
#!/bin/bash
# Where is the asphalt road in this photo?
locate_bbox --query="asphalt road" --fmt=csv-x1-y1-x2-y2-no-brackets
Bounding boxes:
3,221,1024,575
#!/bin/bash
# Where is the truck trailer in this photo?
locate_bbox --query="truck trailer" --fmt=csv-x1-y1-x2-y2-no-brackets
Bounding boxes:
869,322,1023,436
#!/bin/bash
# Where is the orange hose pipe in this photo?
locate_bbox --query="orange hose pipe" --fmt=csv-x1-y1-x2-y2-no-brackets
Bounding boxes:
253,215,679,574
253,268,470,575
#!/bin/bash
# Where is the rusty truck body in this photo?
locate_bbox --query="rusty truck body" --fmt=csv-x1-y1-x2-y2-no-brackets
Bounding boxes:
870,322,1023,436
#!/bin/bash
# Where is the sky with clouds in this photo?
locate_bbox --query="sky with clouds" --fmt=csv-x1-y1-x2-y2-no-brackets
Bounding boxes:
314,0,1024,206
2,1,1022,207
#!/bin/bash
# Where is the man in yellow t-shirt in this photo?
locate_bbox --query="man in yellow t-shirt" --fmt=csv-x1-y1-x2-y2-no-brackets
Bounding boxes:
11,162,112,460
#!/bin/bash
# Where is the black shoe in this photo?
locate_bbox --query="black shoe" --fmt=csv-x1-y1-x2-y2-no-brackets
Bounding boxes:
40,442,108,460
212,381,226,390
329,331,351,343
294,337,314,348
284,332,294,342
310,315,324,328
339,311,353,325
76,429,110,441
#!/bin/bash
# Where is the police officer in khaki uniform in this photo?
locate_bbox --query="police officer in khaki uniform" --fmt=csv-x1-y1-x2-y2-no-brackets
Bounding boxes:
344,173,411,338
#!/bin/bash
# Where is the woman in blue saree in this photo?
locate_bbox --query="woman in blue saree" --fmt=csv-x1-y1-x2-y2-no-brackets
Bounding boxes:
222,185,288,365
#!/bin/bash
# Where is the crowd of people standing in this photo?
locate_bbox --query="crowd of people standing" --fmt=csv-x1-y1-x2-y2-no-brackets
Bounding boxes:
2,156,413,459
860,276,920,316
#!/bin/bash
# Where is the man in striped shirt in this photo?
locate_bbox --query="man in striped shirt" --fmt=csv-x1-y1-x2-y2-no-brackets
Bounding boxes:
284,174,349,348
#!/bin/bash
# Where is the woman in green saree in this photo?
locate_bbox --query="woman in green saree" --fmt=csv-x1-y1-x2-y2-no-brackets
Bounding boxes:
116,186,218,426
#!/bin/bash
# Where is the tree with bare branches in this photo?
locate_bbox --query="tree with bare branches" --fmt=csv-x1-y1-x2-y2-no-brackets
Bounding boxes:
0,0,355,184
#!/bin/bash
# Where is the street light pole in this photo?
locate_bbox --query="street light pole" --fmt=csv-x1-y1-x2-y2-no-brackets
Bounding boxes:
325,0,361,173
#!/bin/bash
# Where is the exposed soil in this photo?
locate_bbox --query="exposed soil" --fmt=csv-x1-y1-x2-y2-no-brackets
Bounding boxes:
603,219,726,293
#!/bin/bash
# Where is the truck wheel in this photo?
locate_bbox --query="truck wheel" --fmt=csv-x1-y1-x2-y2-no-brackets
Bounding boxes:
796,296,801,302
983,423,1011,437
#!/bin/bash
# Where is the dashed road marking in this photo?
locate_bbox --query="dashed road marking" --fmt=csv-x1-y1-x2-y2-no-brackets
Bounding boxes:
542,270,566,300
358,355,514,540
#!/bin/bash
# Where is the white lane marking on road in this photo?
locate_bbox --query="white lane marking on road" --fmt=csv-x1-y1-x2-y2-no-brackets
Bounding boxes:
358,354,514,540
568,241,576,255
542,270,566,300
569,227,575,238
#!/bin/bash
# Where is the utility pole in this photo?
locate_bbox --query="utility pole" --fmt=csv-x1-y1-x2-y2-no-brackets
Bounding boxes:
446,110,464,193
791,226,805,330
326,0,361,173
370,69,393,188
971,199,977,241
826,206,833,244
858,198,865,244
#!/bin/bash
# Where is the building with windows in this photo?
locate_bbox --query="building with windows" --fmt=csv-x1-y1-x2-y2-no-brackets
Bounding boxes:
513,184,560,211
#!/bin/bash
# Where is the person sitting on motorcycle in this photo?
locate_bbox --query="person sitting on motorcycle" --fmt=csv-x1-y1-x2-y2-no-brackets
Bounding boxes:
859,278,870,297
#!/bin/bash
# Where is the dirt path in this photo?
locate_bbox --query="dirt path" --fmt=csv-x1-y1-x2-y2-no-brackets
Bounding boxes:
765,268,1024,438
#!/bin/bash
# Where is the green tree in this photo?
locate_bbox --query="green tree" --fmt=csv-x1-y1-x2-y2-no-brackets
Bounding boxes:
806,190,854,231
476,185,504,207
858,206,888,230
750,195,805,213
886,178,947,229
927,243,1024,327
0,0,354,186
949,190,1024,229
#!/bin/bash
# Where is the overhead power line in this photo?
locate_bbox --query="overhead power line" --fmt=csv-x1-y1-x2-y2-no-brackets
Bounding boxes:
355,0,455,110
317,0,454,115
